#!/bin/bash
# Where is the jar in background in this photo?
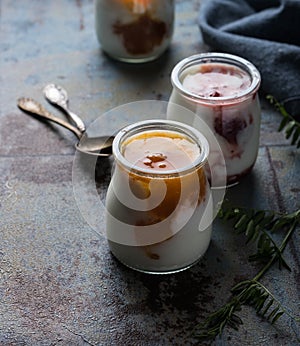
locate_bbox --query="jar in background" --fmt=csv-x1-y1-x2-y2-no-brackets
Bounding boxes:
95,0,174,63
105,119,212,274
167,53,261,185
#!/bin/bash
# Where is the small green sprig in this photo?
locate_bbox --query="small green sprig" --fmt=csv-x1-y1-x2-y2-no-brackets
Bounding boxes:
231,280,285,324
218,203,300,270
194,204,300,342
267,95,300,148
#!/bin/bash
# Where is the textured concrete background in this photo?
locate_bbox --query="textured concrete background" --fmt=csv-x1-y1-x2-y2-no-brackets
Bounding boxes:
0,0,299,345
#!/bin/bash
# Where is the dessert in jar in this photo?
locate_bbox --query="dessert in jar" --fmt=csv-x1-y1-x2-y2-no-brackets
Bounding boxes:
105,120,212,274
167,53,261,185
95,0,174,63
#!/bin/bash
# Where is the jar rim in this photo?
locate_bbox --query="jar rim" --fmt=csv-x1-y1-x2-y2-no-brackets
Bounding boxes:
112,119,209,176
171,52,261,105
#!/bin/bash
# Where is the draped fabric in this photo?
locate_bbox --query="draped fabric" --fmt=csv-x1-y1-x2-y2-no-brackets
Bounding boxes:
198,0,300,116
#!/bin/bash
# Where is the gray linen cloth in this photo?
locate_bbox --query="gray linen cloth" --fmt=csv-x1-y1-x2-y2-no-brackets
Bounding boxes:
198,0,300,116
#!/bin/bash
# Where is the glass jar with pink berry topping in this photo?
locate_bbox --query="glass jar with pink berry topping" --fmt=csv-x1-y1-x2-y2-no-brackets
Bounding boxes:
167,52,261,185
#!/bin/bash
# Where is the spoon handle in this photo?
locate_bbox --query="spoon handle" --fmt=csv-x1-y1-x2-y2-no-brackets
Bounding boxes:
17,97,83,139
60,105,86,133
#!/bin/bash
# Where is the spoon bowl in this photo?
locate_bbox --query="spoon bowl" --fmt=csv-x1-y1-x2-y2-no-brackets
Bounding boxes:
43,83,86,133
17,97,114,157
76,132,114,156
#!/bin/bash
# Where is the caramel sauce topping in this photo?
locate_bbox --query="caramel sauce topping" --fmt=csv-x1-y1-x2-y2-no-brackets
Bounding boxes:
121,130,207,225
122,130,200,171
118,0,151,12
113,13,167,55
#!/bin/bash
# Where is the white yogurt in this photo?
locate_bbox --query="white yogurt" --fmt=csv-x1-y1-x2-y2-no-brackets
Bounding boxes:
105,120,213,274
167,53,261,185
95,0,174,63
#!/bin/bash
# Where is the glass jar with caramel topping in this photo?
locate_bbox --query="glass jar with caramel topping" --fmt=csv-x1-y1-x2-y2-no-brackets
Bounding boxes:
105,119,213,274
95,0,174,63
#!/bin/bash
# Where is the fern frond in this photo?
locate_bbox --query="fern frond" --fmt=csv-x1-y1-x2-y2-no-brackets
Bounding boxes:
194,205,300,342
232,280,287,323
218,203,299,269
193,298,242,341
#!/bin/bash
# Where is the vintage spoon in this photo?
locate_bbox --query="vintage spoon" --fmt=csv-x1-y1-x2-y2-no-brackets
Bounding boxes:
17,97,114,156
43,83,86,133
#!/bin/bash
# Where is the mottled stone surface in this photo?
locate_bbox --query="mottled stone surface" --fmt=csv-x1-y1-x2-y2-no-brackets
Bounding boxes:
0,1,299,345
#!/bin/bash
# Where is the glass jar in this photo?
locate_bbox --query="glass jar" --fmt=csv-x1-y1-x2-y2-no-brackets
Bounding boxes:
105,119,212,274
167,53,261,185
95,0,174,63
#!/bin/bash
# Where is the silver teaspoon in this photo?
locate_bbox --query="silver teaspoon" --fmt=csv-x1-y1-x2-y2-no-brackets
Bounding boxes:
17,97,113,157
43,83,86,133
